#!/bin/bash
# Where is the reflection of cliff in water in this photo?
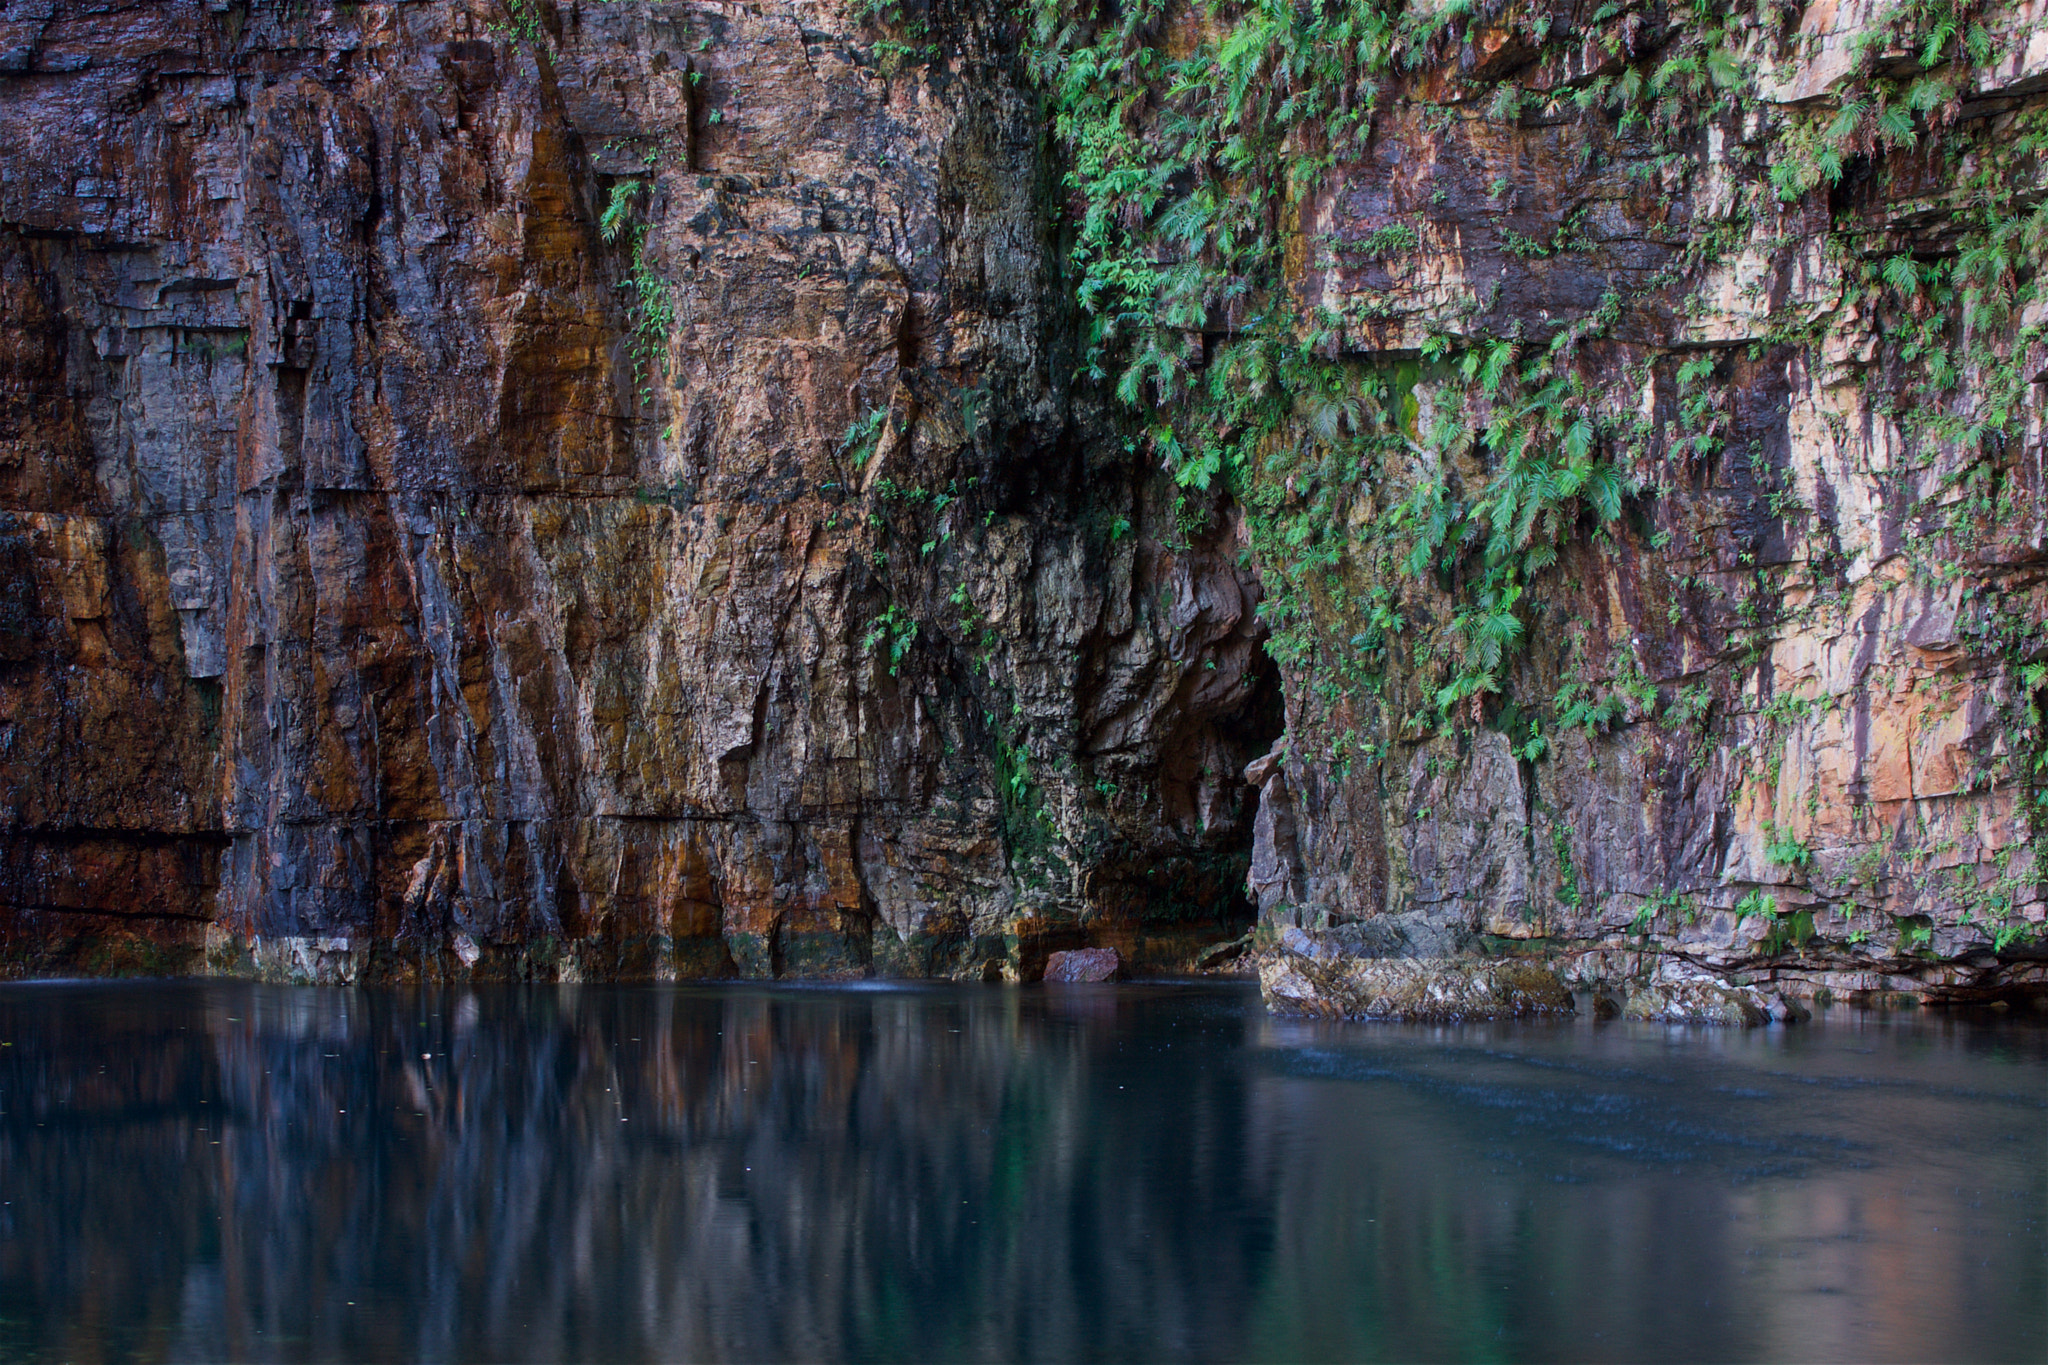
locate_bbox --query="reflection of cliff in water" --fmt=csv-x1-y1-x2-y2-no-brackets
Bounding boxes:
0,983,1278,1362
0,983,2041,1362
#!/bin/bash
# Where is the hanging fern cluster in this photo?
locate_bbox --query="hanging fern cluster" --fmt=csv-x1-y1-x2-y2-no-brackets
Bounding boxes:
1018,0,2041,745
1020,0,1648,730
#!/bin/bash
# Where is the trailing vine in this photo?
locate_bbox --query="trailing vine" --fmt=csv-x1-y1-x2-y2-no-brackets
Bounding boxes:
1022,0,1655,732
1024,1,2038,689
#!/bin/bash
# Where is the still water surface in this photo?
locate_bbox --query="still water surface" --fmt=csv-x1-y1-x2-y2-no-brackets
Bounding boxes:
0,980,2039,1362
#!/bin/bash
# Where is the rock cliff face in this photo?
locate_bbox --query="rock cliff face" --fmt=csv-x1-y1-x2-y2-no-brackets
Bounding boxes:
1024,0,2047,1012
0,0,2041,1002
0,0,1277,981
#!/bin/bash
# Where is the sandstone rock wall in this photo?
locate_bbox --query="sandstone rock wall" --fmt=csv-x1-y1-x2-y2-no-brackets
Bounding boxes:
1222,0,2048,1005
0,0,1276,981
0,0,2040,1001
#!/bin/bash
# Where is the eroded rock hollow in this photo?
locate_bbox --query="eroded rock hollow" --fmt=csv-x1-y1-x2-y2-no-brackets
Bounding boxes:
0,0,2040,1007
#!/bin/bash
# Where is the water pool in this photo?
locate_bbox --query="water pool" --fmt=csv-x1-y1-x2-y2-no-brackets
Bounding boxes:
0,980,2038,1362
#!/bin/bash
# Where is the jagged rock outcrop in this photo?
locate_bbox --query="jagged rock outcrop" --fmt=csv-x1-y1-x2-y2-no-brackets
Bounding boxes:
1259,928,1575,1020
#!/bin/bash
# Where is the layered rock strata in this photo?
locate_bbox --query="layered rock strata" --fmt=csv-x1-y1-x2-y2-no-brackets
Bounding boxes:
1018,0,2045,1016
0,0,1276,981
0,0,2040,1006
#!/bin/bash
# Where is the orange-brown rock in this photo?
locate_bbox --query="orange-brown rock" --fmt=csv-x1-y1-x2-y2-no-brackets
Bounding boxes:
0,1,1278,981
0,0,2038,1003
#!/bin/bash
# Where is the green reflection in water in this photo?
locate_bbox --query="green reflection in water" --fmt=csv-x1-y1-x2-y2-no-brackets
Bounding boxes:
0,981,2039,1363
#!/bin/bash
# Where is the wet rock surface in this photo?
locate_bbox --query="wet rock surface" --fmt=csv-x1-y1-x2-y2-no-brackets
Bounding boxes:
1043,946,1120,982
0,0,2040,997
1260,930,1574,1021
1621,976,1774,1028
0,1,1276,980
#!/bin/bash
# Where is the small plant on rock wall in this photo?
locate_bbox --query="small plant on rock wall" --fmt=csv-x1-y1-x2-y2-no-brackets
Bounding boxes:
838,407,890,472
992,727,1060,875
1552,678,1625,740
2023,662,2048,840
1734,890,1778,925
862,604,919,677
599,179,675,390
1355,222,1420,259
1551,823,1580,908
852,0,940,70
1629,888,1697,938
1764,824,1814,873
1895,915,1936,955
1661,683,1712,732
492,0,548,45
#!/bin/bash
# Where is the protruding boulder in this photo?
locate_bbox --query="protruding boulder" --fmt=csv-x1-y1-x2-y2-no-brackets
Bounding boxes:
1193,935,1250,970
1623,977,1773,1027
1043,947,1122,983
1258,935,1573,1022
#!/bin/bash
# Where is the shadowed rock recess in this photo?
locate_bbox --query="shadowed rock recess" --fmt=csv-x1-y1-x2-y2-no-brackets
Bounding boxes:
0,1,2040,1012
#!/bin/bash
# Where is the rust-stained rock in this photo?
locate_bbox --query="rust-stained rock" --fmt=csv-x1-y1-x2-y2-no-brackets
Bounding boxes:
0,0,2038,1002
0,1,1279,981
1043,946,1121,983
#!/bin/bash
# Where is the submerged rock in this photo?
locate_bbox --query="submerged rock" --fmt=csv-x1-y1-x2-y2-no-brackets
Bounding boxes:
1259,939,1573,1022
1622,978,1773,1028
1043,948,1122,983
1763,992,1814,1024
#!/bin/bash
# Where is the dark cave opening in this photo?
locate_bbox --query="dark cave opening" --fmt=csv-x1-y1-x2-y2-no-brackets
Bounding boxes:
1088,629,1287,971
1213,633,1288,926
